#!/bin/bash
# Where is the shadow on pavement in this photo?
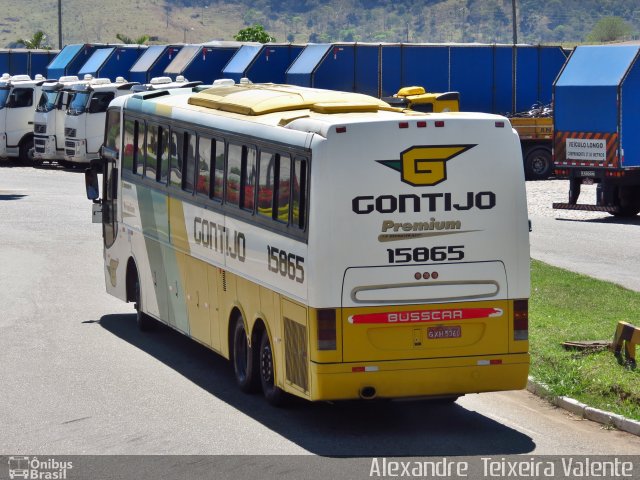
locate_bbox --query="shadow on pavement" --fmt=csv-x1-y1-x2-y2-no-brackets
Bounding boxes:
96,313,536,457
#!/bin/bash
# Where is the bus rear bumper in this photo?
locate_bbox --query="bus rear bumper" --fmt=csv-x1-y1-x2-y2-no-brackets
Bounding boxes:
308,353,530,401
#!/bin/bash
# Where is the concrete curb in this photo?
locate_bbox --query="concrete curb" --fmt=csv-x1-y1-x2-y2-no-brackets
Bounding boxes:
527,377,640,437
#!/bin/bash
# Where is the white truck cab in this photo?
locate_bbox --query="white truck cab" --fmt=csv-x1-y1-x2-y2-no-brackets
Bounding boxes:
64,76,137,165
33,75,89,166
0,73,47,162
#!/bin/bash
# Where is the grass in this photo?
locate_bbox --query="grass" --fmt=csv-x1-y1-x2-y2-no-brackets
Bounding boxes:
530,259,640,421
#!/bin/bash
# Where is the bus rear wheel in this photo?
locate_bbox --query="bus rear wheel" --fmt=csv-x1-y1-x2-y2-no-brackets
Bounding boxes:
259,330,287,406
232,318,259,393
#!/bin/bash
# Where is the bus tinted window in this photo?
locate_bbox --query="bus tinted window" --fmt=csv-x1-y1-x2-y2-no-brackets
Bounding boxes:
159,127,169,184
212,140,224,201
258,151,276,218
145,124,159,180
242,146,257,212
183,133,196,193
292,158,307,229
226,143,242,206
135,120,145,176
123,119,135,172
197,137,211,196
276,154,291,224
169,131,182,188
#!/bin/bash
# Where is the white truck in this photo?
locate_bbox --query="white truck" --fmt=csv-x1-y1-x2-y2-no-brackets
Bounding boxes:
64,76,137,165
33,75,88,167
0,74,47,162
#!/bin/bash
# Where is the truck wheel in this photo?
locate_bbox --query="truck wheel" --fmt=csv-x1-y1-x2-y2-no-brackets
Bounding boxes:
524,147,552,180
612,186,640,217
19,136,34,163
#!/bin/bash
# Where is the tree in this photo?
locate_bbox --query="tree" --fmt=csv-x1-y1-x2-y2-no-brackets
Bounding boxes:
233,24,276,43
115,33,150,44
16,30,51,49
586,16,633,43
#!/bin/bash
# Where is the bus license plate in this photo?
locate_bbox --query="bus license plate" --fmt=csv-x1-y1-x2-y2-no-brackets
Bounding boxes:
427,326,461,339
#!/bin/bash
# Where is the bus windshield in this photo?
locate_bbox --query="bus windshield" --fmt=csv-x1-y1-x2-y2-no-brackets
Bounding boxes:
68,91,90,116
0,87,9,109
37,89,60,112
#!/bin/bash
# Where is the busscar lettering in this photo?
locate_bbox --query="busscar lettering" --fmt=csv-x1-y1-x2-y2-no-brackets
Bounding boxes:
388,310,463,322
193,216,246,262
352,192,496,214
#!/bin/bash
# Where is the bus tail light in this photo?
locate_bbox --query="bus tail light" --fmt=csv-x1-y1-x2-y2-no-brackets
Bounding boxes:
317,309,337,350
514,299,528,340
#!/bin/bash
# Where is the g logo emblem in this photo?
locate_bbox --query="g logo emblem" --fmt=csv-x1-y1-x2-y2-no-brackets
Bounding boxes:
378,145,475,187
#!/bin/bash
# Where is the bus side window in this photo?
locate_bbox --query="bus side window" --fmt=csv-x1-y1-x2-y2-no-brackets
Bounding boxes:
169,131,183,188
122,118,135,172
158,127,169,184
258,151,276,219
135,120,145,176
212,140,225,201
183,132,196,193
292,157,307,229
226,143,242,206
197,137,212,197
242,146,257,212
276,154,291,224
145,124,159,181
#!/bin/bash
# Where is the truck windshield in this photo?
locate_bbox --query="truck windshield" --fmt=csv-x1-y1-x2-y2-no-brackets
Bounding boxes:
36,89,60,112
68,91,90,116
0,87,9,109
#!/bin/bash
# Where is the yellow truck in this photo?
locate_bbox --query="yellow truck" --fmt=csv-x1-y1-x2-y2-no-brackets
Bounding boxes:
384,86,554,180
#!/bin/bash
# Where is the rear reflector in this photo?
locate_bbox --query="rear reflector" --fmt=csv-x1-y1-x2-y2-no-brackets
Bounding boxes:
514,299,528,340
336,126,346,133
317,309,337,350
435,121,445,127
399,122,409,129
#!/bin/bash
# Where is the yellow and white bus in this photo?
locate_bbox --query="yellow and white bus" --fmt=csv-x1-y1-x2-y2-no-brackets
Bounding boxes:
86,81,530,405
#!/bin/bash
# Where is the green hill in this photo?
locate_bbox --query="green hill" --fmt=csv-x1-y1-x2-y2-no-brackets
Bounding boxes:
3,0,639,49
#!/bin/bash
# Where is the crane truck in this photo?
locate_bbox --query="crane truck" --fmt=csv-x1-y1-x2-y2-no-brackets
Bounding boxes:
385,86,554,180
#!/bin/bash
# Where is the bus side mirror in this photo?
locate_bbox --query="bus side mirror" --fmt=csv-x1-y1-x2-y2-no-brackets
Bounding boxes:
85,168,100,201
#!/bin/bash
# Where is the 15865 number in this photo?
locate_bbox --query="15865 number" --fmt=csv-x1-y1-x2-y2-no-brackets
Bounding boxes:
387,245,464,264
267,246,305,283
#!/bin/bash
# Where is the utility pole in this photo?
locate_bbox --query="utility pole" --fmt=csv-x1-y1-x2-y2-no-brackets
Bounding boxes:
58,0,62,49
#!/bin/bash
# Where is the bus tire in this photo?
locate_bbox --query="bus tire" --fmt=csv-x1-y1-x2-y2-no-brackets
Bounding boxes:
259,329,287,406
134,275,156,331
524,147,552,180
232,318,259,393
